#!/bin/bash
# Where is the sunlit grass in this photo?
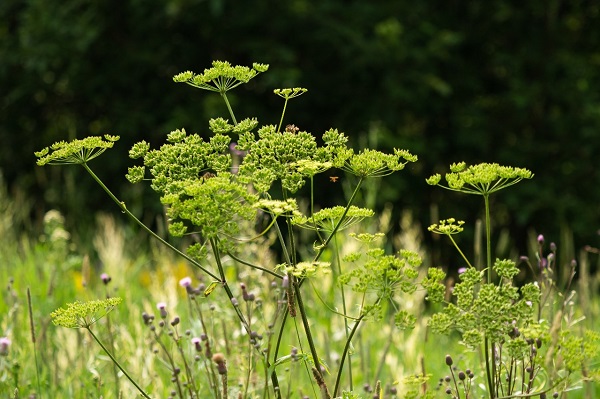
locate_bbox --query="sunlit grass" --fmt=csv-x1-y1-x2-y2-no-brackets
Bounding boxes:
1,208,597,398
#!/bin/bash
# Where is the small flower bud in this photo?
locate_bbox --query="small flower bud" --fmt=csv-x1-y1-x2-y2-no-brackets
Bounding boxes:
170,316,180,326
157,302,168,318
100,273,111,285
142,312,154,325
179,277,193,293
550,242,557,252
0,337,11,356
445,354,453,366
212,352,227,375
458,371,466,381
537,234,544,245
191,337,202,352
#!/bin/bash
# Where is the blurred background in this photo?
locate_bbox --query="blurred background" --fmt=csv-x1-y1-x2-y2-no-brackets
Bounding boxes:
2,0,599,271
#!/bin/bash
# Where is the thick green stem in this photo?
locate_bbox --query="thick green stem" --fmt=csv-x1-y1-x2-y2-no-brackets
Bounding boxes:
293,279,328,396
221,92,237,125
483,194,496,398
210,238,282,397
484,194,492,282
86,327,151,399
81,163,221,281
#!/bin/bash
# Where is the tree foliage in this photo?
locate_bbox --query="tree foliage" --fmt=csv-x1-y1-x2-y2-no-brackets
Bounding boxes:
2,0,599,249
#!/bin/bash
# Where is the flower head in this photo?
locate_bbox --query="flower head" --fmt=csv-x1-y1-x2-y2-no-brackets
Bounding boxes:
0,337,11,356
179,277,192,288
274,87,308,99
427,162,533,195
35,135,120,166
100,273,112,285
173,61,268,94
51,298,122,329
428,218,465,235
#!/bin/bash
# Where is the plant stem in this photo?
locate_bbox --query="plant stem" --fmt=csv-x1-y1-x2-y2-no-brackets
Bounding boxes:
82,163,221,281
293,279,329,397
333,313,367,397
209,238,282,397
334,233,353,391
277,98,289,133
313,177,364,263
482,193,497,398
448,235,474,269
27,288,43,399
483,194,492,282
86,326,152,399
221,92,237,125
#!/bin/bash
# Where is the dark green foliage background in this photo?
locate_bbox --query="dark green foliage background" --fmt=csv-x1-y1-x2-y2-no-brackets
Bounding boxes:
2,0,599,256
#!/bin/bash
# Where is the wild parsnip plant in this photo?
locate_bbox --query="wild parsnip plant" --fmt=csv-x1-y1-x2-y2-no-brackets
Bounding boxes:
33,61,598,399
36,60,421,398
424,163,600,399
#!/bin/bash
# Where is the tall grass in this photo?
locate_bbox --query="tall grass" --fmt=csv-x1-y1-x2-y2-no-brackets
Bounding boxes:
1,192,598,397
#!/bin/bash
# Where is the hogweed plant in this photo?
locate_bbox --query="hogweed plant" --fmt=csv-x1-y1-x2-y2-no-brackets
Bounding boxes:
34,61,598,398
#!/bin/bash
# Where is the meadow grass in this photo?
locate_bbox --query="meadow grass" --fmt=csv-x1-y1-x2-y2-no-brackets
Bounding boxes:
8,61,599,398
1,204,598,398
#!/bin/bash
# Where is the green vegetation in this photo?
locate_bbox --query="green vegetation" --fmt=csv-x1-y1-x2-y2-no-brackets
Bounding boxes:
1,61,597,398
2,0,600,253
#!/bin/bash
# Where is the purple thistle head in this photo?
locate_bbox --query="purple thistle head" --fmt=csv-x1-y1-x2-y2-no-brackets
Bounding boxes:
100,273,111,285
179,277,194,294
157,302,168,318
179,277,192,288
0,337,10,356
191,337,202,352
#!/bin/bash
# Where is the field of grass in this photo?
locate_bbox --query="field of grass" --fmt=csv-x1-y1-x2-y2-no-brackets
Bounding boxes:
4,62,600,399
1,198,598,398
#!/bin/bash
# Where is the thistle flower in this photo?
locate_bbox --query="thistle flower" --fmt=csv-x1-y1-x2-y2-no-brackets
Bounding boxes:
51,297,122,329
192,337,202,352
0,337,10,356
35,135,120,166
157,302,168,318
100,273,112,285
179,277,193,294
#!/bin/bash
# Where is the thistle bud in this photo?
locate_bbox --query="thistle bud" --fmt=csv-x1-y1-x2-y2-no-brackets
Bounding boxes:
445,354,453,366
